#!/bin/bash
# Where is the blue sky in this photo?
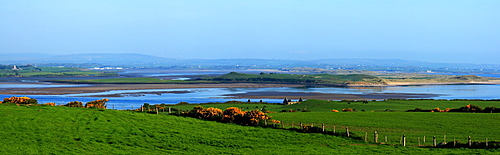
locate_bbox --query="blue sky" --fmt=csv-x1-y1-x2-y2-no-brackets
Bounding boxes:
1,0,499,64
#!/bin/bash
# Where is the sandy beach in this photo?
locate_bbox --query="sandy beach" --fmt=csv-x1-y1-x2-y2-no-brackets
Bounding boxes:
222,91,439,100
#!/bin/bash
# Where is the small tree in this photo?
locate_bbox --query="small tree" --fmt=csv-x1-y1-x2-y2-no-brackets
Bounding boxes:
188,106,205,119
222,107,245,123
65,101,83,107
241,110,269,126
484,107,498,113
85,99,108,109
2,96,38,105
200,107,223,120
459,104,483,112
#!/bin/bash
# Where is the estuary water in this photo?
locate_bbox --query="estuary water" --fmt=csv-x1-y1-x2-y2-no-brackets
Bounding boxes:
1,84,500,110
1,71,500,110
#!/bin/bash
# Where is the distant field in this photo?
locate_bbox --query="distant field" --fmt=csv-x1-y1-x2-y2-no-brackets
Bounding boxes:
169,99,500,113
203,72,387,85
377,73,497,83
54,77,213,84
0,66,117,77
52,71,499,85
57,72,387,85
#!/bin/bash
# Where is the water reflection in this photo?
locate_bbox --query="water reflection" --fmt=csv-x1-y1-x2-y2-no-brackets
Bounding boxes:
1,84,500,110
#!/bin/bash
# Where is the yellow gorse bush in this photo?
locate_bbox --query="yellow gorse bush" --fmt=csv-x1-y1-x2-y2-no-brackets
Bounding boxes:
3,96,34,104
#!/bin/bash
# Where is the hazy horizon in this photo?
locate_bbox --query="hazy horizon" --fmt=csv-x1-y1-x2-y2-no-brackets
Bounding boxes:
1,1,499,64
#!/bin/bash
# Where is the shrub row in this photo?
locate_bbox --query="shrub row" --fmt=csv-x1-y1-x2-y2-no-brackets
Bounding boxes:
406,104,499,113
1,96,108,109
183,106,272,126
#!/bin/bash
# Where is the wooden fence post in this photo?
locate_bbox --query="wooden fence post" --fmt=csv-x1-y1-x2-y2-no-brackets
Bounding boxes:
443,135,447,144
468,136,471,147
168,107,171,114
281,121,284,129
423,136,426,143
322,123,325,133
141,105,143,112
264,119,267,126
403,135,406,146
374,131,379,143
346,127,350,137
385,135,388,143
418,137,421,146
300,122,303,130
485,138,488,148
156,107,159,114
291,122,294,128
333,126,336,134
433,136,437,147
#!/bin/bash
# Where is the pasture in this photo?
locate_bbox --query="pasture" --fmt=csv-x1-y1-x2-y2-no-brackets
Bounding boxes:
167,99,500,146
1,104,498,154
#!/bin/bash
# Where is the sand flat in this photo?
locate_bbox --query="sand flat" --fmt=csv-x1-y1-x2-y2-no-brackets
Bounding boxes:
0,83,305,95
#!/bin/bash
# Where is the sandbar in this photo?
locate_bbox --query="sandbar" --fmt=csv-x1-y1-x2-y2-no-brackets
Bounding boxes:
0,83,305,95
222,91,440,101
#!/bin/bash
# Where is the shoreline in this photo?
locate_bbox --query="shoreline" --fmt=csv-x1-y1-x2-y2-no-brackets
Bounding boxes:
221,92,440,101
1,81,499,96
385,81,500,86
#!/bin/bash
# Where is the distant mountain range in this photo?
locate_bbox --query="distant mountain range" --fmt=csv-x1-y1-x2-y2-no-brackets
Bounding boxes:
1,53,499,73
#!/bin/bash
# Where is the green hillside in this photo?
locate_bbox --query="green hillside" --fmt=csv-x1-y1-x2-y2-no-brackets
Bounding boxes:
54,72,387,85
0,65,117,77
204,72,387,85
0,104,496,154
55,77,211,84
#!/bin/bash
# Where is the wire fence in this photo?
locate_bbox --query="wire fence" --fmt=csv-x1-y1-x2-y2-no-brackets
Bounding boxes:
65,103,499,149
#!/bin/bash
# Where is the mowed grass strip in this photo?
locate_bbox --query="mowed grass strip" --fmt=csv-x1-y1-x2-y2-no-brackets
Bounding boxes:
0,105,497,154
269,112,500,145
269,99,500,112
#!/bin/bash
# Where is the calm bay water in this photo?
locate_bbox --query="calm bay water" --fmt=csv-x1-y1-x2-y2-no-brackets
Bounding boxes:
1,84,500,110
1,71,500,110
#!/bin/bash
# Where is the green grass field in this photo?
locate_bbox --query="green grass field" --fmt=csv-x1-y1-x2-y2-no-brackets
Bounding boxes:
269,112,500,146
269,99,500,112
0,66,117,77
58,72,388,85
166,99,500,146
1,104,498,154
203,72,387,84
56,77,212,84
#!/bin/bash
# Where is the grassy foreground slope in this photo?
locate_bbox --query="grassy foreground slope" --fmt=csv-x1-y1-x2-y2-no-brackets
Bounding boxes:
167,100,500,147
0,105,496,154
270,112,500,145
